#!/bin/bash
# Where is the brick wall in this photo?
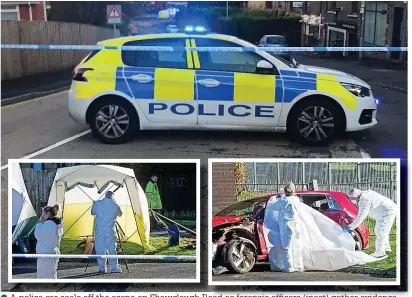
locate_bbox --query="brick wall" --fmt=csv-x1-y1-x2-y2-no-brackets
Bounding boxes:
212,162,236,215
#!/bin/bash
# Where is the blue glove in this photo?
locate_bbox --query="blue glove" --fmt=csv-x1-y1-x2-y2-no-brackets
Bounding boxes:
342,226,350,232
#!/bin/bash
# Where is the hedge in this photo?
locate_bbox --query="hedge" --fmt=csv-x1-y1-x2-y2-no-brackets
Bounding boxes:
175,8,302,46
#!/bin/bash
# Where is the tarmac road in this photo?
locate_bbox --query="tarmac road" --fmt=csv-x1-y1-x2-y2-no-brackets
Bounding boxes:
1,55,407,167
212,264,396,282
12,261,196,280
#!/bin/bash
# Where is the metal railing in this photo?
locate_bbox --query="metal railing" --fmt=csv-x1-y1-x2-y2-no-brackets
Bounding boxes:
237,162,398,235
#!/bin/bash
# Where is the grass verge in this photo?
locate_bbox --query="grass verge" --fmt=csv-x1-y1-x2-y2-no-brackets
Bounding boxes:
361,220,397,271
60,236,196,256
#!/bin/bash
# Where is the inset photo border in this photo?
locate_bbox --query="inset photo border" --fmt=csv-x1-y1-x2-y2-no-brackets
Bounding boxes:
8,159,200,284
208,158,401,286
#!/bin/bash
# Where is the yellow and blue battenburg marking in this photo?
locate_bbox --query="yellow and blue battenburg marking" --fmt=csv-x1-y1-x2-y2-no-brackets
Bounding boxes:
115,66,357,109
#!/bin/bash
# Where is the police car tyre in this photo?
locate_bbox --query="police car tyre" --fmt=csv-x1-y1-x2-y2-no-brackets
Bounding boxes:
89,97,139,144
225,239,256,274
287,98,345,145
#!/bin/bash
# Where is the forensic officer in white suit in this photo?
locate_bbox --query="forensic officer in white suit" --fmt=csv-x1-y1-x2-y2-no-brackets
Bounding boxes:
91,190,123,273
345,188,397,258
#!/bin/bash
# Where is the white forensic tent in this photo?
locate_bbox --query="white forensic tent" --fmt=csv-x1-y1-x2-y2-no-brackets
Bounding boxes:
47,165,151,249
12,163,38,244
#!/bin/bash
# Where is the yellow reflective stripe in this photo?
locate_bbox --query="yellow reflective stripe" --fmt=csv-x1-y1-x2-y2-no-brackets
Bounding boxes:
190,39,201,69
316,74,357,110
185,39,194,69
154,68,195,101
233,73,275,103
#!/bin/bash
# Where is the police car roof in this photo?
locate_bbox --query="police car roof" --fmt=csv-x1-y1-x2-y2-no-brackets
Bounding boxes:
98,33,238,45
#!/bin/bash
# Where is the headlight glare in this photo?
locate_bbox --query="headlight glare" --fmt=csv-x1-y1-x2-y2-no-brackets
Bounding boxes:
341,83,370,97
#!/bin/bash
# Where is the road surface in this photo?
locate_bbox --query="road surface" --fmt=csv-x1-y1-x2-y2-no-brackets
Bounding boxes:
212,264,396,282
12,261,196,280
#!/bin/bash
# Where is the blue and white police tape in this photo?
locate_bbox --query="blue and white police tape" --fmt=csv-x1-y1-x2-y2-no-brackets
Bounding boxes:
0,44,408,52
12,254,197,262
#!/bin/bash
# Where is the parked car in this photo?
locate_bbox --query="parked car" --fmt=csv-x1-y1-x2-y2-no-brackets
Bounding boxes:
69,32,377,145
166,24,179,33
258,35,291,61
211,191,370,273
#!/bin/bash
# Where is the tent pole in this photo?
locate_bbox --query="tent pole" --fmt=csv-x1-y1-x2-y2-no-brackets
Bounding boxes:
124,179,147,251
152,210,196,236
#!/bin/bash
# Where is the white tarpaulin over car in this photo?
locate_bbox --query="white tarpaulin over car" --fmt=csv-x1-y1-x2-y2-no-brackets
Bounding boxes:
12,163,38,244
263,195,381,271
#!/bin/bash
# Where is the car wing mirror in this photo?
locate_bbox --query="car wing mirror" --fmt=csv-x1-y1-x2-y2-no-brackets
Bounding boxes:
257,60,273,70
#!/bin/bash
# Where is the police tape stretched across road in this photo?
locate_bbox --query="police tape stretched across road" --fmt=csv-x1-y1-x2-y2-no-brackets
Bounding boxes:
0,44,408,52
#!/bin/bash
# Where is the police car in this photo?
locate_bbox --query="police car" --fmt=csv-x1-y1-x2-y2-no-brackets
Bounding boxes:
68,26,377,145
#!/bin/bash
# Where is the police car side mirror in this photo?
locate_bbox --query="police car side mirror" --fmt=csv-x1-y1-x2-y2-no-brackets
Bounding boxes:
257,60,273,70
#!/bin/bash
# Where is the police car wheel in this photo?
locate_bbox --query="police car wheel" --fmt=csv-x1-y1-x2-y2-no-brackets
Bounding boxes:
287,99,344,145
89,99,138,144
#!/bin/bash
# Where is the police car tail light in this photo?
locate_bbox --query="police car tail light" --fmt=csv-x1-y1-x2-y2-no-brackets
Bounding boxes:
72,68,93,82
340,83,370,97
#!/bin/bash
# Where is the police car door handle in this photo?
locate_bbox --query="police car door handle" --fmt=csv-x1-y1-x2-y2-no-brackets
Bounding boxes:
131,74,153,83
197,78,220,87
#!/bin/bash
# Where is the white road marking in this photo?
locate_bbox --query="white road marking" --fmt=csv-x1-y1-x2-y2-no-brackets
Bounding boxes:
360,149,372,159
1,90,69,110
1,130,91,171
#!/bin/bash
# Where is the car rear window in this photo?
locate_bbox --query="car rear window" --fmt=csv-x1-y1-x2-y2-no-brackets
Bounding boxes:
266,36,286,44
121,38,187,69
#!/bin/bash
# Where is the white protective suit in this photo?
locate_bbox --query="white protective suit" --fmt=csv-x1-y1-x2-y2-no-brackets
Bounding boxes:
263,194,382,272
91,197,123,272
348,190,397,256
34,219,63,279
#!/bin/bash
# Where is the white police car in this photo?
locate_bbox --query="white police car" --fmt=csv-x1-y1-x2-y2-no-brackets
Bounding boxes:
68,26,377,145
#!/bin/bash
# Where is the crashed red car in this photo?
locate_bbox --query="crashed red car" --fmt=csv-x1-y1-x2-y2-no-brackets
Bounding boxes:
212,191,370,274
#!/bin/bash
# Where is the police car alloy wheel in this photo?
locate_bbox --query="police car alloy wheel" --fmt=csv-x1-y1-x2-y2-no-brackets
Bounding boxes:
287,99,345,145
89,98,139,144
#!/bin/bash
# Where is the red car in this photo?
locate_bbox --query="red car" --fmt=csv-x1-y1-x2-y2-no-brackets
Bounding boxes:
212,190,370,274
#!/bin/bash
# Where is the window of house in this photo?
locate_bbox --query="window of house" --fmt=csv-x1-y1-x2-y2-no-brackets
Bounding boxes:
265,1,273,9
121,38,188,69
327,1,336,11
1,7,19,20
351,1,358,14
364,2,388,46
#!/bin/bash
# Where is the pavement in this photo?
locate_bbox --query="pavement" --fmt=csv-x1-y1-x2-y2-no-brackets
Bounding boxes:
11,261,196,280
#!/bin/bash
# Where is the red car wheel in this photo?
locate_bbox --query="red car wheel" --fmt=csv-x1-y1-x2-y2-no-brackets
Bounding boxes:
225,239,256,274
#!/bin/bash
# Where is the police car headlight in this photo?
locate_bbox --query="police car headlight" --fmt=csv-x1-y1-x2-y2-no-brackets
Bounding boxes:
341,83,370,98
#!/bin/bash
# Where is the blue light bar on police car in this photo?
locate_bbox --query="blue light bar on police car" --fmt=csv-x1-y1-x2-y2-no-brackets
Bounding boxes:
195,26,206,32
184,25,207,33
184,25,194,32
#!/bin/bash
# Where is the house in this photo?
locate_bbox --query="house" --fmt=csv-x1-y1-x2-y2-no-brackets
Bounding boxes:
1,1,49,21
248,1,304,15
300,1,407,63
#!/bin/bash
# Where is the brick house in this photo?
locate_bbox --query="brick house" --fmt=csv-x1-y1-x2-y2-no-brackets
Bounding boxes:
1,1,49,21
301,1,407,64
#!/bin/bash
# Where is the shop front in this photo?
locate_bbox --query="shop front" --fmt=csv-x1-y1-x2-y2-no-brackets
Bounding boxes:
301,14,326,48
326,19,359,58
